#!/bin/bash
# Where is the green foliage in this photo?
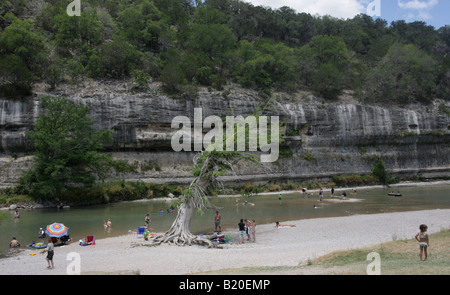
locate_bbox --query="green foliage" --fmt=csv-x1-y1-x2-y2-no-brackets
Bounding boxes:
53,7,103,64
160,49,189,94
19,96,112,201
0,15,47,97
331,159,389,187
364,43,438,104
372,159,388,185
189,23,236,60
298,35,354,99
332,174,379,187
234,40,297,91
131,70,150,88
87,38,142,78
0,0,447,104
0,55,34,97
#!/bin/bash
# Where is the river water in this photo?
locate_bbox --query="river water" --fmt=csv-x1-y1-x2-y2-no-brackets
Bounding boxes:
1,183,449,256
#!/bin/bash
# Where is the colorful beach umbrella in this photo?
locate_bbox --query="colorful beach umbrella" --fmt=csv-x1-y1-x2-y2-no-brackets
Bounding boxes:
45,223,69,237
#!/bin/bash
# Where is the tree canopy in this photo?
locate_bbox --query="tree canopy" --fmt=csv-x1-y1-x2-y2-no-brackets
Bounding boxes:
0,0,448,104
19,96,112,200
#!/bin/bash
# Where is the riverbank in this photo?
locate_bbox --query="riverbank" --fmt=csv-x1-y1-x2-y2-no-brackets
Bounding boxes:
3,179,449,211
1,209,449,275
217,179,450,198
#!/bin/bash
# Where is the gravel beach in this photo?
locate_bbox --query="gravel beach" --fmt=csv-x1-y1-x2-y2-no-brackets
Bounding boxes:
1,209,449,275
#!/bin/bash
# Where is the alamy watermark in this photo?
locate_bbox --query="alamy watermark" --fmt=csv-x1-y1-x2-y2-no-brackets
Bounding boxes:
366,252,381,275
366,0,381,17
66,0,81,16
170,108,280,163
66,252,81,275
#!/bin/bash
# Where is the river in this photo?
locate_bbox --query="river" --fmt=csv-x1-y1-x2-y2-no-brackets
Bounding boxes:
1,183,449,256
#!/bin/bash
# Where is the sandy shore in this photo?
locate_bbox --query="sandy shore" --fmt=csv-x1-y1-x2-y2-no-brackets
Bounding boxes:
1,209,449,275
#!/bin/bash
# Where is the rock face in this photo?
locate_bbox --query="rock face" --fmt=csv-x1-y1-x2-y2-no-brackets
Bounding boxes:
1,82,449,187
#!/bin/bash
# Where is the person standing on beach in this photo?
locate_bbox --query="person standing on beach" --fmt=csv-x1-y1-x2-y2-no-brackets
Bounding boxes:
238,219,246,244
251,220,256,242
43,238,54,269
245,219,252,241
415,224,430,261
215,211,222,233
145,214,151,229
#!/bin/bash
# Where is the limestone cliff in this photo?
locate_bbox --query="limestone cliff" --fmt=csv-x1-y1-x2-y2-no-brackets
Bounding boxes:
1,81,449,188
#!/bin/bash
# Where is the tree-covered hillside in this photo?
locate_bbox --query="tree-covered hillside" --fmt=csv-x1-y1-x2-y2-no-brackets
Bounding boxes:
1,0,449,104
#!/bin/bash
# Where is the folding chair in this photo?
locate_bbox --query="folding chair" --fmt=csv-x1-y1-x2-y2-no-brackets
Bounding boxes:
86,236,95,245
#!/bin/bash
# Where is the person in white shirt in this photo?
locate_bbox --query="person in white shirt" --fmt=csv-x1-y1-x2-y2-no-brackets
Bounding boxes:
43,239,55,269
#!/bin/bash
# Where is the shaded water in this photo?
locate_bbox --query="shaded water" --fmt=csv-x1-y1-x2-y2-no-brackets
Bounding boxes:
1,184,449,255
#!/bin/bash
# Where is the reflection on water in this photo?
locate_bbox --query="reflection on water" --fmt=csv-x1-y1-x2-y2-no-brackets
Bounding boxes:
1,184,449,255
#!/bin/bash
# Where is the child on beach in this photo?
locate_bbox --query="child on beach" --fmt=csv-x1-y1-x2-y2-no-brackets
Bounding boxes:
415,224,430,261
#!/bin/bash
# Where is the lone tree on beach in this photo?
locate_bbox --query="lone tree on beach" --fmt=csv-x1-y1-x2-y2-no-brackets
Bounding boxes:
152,150,248,247
152,99,278,248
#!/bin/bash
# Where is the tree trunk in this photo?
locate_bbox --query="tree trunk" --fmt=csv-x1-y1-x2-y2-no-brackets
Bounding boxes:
151,153,220,248
152,197,215,247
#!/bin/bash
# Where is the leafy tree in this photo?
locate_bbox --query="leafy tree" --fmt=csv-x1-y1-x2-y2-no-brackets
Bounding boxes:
364,43,438,104
131,69,150,88
391,20,438,52
160,49,189,94
0,55,34,97
189,23,237,62
53,7,103,65
20,96,112,201
298,35,353,99
285,12,317,46
0,16,46,70
118,0,172,53
435,26,450,100
0,0,29,29
311,63,346,99
87,38,142,78
372,159,387,185
234,40,296,91
0,16,47,96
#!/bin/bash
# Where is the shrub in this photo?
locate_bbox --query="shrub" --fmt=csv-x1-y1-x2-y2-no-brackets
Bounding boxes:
267,184,282,192
372,159,388,185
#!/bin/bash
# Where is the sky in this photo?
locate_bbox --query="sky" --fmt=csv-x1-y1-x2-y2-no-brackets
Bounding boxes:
244,0,449,28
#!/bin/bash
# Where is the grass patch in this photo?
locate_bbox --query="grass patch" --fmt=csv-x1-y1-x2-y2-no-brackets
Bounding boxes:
0,194,34,207
194,229,450,275
305,229,450,275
